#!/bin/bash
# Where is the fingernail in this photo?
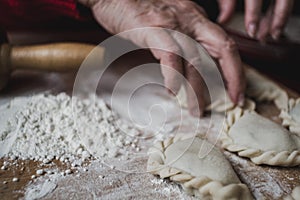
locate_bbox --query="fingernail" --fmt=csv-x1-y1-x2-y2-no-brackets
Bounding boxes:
272,29,281,40
238,94,245,107
248,23,257,38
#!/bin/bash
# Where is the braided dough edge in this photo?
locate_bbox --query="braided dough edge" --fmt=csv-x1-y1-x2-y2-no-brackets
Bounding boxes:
221,107,300,166
284,186,300,200
280,98,300,135
245,67,289,111
147,134,252,199
176,85,235,113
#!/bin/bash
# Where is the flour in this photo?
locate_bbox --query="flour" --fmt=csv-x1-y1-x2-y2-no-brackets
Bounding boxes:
0,93,140,162
224,151,287,199
24,175,59,200
23,159,196,200
1,92,143,198
1,89,220,199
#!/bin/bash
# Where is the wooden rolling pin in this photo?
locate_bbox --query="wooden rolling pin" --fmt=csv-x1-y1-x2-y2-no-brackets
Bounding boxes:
0,42,105,90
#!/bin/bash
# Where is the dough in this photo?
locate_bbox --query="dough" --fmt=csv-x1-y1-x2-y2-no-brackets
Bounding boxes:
176,84,256,113
245,67,289,111
280,98,300,135
176,66,288,113
284,186,300,200
147,134,253,199
221,109,300,166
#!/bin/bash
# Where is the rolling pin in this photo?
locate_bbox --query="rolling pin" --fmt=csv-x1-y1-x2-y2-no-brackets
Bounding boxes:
0,39,105,91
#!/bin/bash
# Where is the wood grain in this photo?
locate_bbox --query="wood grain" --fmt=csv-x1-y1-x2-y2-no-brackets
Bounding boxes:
0,51,299,200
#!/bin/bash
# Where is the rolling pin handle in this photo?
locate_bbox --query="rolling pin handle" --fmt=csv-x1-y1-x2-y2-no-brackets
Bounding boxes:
0,42,104,91
0,44,11,90
10,43,103,72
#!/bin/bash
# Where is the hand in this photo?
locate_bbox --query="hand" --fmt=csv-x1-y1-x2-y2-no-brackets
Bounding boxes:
217,0,294,41
83,0,245,117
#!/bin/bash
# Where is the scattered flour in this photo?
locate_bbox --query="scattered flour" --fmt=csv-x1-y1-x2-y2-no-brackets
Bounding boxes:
0,92,145,199
12,177,19,182
23,159,195,200
0,93,140,162
0,92,214,199
24,177,58,200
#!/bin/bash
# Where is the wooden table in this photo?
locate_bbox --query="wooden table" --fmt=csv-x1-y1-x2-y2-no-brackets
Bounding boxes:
0,48,300,199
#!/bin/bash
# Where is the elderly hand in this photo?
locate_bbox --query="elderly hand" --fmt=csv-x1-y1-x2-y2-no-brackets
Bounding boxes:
217,0,294,41
80,0,245,117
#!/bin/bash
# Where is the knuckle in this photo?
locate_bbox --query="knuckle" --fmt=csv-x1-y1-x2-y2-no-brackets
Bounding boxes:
159,4,177,14
275,10,286,19
138,7,179,29
156,6,177,19
179,1,206,16
274,11,288,24
222,37,238,52
180,1,196,10
190,15,209,27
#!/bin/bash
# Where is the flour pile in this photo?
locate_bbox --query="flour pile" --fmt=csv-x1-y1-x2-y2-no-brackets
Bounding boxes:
0,93,140,162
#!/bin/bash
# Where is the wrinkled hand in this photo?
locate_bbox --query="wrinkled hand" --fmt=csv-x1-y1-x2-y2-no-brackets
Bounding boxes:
83,0,245,117
217,0,294,41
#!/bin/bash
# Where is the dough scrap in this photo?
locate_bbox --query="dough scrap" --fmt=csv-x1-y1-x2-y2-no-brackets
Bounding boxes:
284,186,300,200
280,98,300,135
176,82,254,113
245,67,289,111
221,108,300,166
147,134,253,199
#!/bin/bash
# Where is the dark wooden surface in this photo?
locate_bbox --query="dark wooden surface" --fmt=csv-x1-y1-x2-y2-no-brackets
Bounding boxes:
0,47,299,199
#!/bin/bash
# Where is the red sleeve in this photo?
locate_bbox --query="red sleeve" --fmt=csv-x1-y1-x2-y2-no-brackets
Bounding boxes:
0,0,91,28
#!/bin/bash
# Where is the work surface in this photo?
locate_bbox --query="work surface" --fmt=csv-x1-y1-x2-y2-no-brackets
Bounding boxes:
0,49,300,200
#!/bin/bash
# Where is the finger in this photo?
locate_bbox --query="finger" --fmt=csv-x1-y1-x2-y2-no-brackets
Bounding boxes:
171,32,206,117
245,0,263,38
271,0,294,40
217,0,237,24
143,29,184,95
184,63,206,117
256,6,273,41
192,20,246,105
